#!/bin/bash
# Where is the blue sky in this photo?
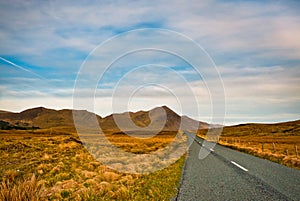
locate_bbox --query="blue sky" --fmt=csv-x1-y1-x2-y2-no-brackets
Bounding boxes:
0,0,299,125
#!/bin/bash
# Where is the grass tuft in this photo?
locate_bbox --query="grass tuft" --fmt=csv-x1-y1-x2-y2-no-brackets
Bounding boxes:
0,174,46,201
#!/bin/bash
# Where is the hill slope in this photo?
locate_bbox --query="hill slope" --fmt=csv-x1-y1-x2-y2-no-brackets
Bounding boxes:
99,106,208,132
0,106,208,132
0,107,100,129
221,120,300,137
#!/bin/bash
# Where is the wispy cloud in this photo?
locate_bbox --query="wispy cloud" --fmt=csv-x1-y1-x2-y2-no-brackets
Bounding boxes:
0,0,299,124
0,57,46,80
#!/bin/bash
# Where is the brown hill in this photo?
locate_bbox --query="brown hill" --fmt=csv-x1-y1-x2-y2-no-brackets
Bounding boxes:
0,107,99,129
0,106,208,132
100,106,179,131
99,106,209,132
221,119,300,137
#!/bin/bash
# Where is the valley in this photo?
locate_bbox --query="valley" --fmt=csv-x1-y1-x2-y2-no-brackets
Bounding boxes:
0,106,299,200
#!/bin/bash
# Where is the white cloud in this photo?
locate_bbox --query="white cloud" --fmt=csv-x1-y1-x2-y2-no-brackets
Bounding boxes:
0,97,73,113
0,0,300,124
1,0,299,63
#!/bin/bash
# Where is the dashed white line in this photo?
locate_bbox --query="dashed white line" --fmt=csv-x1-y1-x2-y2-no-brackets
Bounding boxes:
231,161,248,172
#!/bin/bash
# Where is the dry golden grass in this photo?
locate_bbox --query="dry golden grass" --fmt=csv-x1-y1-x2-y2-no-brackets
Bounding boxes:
217,136,300,170
0,129,185,200
0,174,46,201
105,131,176,154
198,122,300,170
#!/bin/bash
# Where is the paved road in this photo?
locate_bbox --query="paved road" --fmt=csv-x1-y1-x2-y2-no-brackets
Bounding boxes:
176,133,300,201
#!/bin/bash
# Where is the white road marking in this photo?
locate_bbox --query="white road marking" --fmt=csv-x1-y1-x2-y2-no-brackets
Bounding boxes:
231,161,248,172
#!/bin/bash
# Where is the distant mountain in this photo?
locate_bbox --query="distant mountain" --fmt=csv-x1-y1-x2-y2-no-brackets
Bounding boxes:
0,107,99,129
0,106,209,132
99,106,209,132
221,119,300,137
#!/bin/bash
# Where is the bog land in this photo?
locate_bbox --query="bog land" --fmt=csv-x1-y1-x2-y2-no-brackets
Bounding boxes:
198,120,300,170
0,129,185,200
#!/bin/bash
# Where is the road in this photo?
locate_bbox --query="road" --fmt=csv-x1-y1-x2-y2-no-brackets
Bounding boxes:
176,133,300,200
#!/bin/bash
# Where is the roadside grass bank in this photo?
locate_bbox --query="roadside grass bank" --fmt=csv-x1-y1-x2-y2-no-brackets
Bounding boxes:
198,124,300,170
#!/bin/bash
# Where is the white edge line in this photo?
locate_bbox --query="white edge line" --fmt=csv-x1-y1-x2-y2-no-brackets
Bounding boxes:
231,161,248,172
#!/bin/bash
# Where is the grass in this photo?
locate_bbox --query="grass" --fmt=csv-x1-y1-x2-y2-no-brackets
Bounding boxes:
197,122,300,170
0,128,186,200
105,131,176,154
0,174,46,201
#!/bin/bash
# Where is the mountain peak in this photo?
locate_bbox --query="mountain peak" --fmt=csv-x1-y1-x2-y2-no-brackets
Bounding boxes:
15,106,52,120
0,106,209,132
155,105,171,110
150,105,176,114
21,106,48,113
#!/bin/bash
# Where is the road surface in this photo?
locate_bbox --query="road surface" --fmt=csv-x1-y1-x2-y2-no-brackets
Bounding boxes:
176,133,300,200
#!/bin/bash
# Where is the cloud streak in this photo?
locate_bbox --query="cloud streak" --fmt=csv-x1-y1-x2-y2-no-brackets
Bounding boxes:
0,0,299,124
0,57,46,80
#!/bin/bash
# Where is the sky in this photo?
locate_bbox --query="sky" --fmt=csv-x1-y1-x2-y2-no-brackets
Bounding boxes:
0,0,300,125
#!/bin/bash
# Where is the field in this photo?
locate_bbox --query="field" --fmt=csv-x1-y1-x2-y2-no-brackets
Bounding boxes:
0,128,186,200
198,121,300,170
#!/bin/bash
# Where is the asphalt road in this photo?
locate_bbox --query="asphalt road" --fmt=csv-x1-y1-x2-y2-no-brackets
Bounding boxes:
176,133,300,201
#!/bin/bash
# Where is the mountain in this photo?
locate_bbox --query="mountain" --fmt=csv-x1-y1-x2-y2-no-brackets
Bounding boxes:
0,106,209,132
0,107,100,129
221,119,300,137
99,106,209,132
